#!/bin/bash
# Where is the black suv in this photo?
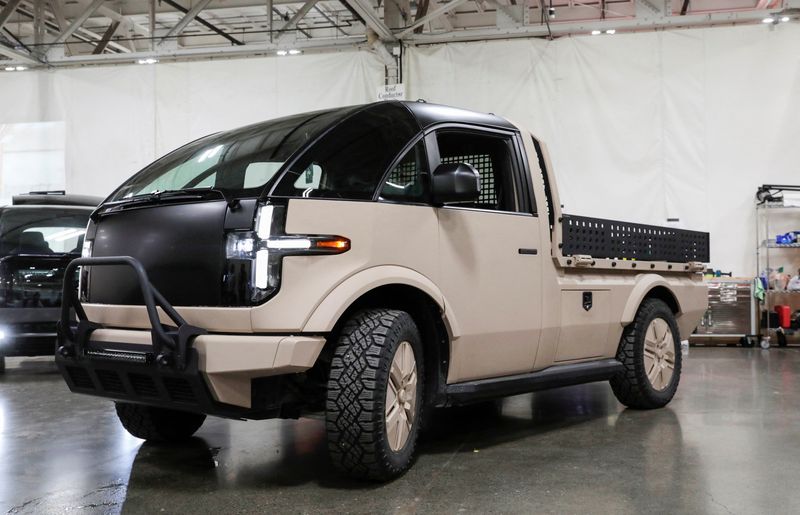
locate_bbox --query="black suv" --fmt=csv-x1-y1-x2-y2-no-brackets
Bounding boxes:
0,192,101,372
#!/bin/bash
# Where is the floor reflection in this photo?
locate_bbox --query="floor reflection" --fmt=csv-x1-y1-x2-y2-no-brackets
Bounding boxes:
4,349,800,514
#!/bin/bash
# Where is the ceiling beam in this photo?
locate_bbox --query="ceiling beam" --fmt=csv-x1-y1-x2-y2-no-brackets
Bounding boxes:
0,41,38,63
53,0,105,44
0,0,22,31
342,0,396,40
277,0,318,37
396,0,470,37
315,5,349,36
91,19,118,53
160,0,244,45
406,6,786,43
43,35,365,66
96,5,150,36
161,0,214,41
47,0,66,30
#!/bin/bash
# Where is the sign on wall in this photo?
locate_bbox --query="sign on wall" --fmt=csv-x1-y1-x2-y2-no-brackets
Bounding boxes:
377,83,405,101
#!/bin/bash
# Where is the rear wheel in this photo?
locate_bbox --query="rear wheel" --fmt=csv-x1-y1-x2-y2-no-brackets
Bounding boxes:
326,309,424,481
115,402,206,442
611,298,681,409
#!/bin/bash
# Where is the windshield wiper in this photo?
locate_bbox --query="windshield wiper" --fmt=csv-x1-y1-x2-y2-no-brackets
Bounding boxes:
98,188,225,214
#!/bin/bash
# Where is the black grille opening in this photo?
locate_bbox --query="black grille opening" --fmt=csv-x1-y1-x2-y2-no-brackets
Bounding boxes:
129,373,159,398
96,369,125,393
163,377,196,403
66,366,94,389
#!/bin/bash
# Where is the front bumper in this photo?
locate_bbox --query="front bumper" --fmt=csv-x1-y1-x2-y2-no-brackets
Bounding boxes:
56,256,325,418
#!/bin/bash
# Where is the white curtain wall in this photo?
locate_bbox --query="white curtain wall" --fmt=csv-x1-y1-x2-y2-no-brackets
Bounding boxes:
0,51,384,199
1,24,799,274
406,23,800,275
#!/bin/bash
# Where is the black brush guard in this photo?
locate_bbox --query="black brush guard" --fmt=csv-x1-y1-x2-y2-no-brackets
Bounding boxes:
57,256,206,370
54,256,261,418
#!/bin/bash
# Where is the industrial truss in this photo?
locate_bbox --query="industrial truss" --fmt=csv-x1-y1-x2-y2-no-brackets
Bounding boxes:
0,0,797,70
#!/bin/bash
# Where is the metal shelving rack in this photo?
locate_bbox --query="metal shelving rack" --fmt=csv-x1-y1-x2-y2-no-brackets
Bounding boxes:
755,196,800,349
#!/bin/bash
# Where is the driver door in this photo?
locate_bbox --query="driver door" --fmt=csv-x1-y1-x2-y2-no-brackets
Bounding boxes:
431,128,544,383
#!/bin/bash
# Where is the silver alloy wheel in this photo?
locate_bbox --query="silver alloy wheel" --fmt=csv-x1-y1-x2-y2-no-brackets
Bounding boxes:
385,340,417,452
643,318,676,391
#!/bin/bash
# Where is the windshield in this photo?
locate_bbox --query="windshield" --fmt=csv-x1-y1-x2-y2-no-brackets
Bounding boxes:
108,107,353,202
0,207,92,257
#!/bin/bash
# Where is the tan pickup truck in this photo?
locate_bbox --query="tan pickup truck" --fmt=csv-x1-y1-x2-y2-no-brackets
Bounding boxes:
55,101,708,481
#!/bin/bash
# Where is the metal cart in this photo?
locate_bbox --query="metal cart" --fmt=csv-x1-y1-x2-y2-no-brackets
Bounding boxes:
692,278,757,347
755,185,800,349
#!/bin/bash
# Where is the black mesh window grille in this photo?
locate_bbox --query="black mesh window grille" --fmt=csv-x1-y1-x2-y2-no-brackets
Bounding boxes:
387,160,418,186
440,154,498,208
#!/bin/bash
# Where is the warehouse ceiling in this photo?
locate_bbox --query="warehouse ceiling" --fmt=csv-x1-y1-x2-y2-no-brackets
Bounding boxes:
0,0,797,67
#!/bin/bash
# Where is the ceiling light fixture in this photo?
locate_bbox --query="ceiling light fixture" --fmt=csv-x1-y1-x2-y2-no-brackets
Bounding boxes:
4,66,16,71
136,58,158,65
606,29,616,34
15,66,26,71
781,16,790,22
762,17,775,23
288,49,302,55
591,30,601,35
276,50,288,56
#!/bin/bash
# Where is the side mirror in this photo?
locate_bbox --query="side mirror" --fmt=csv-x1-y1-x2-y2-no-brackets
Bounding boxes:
430,163,480,206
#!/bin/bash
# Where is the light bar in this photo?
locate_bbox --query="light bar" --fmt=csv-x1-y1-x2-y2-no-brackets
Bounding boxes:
266,238,312,250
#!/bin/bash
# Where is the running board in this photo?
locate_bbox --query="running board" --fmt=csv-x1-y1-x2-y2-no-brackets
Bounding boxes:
444,358,624,406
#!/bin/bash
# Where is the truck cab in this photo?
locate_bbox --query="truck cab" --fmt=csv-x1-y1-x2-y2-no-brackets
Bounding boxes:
56,101,708,480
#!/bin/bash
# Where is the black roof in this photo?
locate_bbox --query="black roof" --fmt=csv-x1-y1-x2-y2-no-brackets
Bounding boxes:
12,192,103,207
398,101,517,131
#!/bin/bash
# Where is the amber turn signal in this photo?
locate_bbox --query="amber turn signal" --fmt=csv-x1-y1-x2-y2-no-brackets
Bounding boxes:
313,237,350,253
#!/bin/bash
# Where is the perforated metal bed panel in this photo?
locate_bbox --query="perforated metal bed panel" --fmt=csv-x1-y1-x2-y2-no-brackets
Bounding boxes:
560,214,710,262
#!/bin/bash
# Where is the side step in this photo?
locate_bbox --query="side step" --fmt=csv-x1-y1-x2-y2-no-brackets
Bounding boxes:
444,358,623,406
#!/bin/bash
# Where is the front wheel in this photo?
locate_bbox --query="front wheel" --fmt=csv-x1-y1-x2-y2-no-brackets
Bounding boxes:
610,298,682,410
325,309,424,481
115,402,206,442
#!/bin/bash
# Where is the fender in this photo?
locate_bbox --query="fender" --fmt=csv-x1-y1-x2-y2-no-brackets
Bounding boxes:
620,274,682,326
302,265,460,337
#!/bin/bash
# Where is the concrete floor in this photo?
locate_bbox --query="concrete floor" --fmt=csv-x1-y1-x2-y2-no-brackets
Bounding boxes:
1,348,799,514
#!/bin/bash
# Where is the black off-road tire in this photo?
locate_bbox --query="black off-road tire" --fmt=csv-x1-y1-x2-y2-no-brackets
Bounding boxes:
115,402,206,442
326,309,424,481
610,298,682,410
0,355,5,374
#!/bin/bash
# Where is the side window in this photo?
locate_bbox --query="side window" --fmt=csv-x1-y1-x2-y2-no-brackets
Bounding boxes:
379,140,428,202
435,130,520,212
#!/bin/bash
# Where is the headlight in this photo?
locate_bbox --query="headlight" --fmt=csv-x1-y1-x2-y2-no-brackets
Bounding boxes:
81,240,93,258
224,203,350,305
78,240,93,301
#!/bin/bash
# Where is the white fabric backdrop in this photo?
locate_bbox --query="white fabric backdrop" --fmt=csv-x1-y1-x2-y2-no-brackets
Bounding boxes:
0,51,384,199
1,24,799,274
407,23,800,275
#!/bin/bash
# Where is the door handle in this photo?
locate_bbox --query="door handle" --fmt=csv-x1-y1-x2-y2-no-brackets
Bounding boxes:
518,248,538,255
